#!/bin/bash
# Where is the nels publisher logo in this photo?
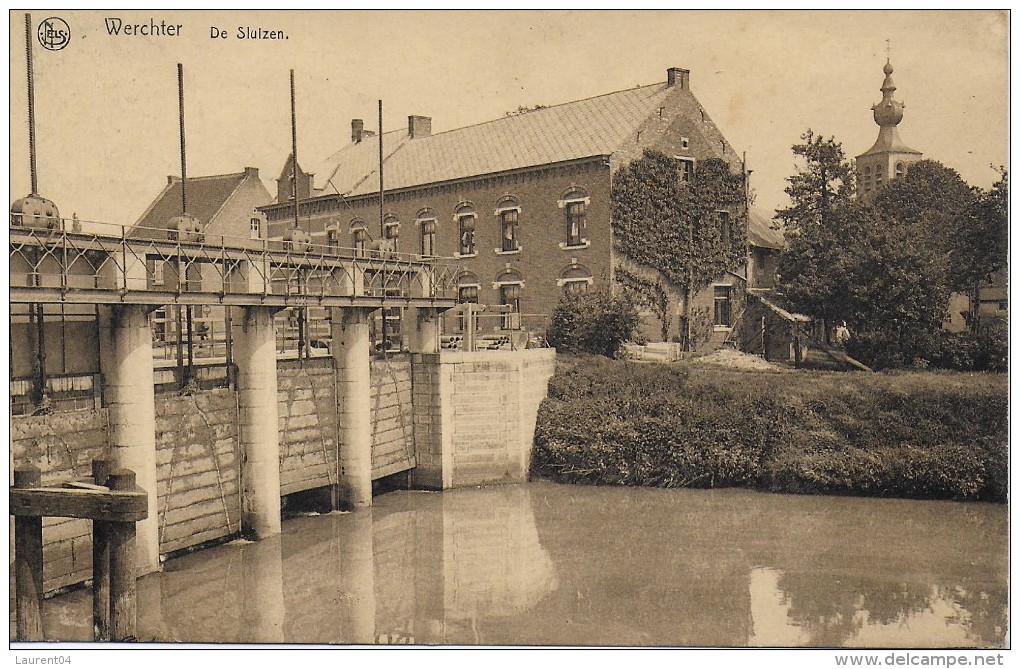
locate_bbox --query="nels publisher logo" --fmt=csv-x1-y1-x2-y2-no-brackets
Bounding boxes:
37,17,71,51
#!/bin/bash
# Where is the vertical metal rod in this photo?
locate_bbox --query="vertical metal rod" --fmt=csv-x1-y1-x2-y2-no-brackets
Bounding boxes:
186,305,195,376
25,13,38,195
378,100,384,238
290,69,299,229
178,63,187,214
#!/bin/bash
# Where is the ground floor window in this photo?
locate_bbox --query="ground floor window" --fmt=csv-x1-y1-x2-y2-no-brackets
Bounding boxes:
713,285,733,328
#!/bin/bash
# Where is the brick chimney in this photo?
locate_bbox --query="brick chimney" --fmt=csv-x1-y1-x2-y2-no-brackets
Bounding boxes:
243,166,259,179
667,67,690,90
408,115,432,139
352,118,364,143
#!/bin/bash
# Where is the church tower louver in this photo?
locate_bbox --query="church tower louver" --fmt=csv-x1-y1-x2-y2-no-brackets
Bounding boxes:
855,59,922,200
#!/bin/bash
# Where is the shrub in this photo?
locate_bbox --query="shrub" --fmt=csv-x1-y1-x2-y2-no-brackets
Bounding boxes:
546,287,640,358
532,356,1007,502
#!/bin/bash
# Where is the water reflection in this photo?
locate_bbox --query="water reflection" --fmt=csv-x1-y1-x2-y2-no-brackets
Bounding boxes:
21,482,1006,647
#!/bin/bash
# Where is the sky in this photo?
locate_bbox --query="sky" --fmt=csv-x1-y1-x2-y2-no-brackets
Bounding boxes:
7,10,1010,227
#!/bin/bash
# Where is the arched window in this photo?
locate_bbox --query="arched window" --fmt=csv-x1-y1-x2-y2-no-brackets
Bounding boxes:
416,208,437,258
895,162,906,178
558,262,593,294
383,214,400,251
494,268,524,329
455,271,480,333
350,219,368,257
454,203,476,256
495,196,520,253
559,187,590,248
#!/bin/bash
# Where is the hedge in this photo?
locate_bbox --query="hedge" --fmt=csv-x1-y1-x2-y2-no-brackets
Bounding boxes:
532,357,1007,502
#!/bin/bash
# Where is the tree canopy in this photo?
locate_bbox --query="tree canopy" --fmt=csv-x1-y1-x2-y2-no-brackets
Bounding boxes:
775,130,1008,369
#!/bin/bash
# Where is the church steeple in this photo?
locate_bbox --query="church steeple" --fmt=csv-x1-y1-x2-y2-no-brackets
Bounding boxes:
855,57,922,200
872,60,905,128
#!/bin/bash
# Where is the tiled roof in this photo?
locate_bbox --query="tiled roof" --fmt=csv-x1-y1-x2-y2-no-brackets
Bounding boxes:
315,83,675,198
132,172,246,237
748,209,784,250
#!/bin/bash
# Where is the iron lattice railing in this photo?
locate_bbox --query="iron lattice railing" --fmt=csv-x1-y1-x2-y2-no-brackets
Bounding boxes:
9,217,461,306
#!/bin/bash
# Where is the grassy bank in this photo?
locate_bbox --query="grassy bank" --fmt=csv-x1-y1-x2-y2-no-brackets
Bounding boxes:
531,356,1008,502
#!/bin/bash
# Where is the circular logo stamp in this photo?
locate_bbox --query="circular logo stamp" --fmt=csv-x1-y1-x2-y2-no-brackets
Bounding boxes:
37,17,71,51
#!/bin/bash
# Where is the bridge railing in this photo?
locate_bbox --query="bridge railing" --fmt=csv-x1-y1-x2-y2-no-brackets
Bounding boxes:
10,217,460,304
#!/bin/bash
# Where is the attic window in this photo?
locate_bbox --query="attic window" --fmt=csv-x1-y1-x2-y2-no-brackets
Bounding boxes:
717,210,732,245
676,157,695,183
250,217,261,239
681,137,690,150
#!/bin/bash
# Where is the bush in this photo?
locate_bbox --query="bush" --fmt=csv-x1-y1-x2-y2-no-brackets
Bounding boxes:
546,287,640,358
532,356,1007,502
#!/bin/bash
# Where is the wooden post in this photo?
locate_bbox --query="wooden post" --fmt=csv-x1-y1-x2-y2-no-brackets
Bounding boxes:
107,469,138,641
14,466,43,642
92,458,112,641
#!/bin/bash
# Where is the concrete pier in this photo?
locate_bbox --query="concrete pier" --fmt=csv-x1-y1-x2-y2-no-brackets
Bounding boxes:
332,308,374,508
407,307,440,355
232,306,282,538
98,305,160,575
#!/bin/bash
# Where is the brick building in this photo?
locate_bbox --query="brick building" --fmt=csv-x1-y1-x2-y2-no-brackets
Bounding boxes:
132,167,273,360
263,67,778,345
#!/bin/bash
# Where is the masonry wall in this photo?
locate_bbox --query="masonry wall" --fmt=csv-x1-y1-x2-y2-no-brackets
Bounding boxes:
10,409,110,592
277,358,339,496
154,389,241,554
412,348,556,489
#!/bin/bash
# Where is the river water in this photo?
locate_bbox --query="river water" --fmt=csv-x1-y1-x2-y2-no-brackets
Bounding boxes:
29,481,1007,647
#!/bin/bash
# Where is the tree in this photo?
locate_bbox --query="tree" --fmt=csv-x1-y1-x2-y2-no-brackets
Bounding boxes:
952,168,1008,330
775,130,855,235
612,150,747,346
777,135,1001,369
775,131,857,335
546,286,640,358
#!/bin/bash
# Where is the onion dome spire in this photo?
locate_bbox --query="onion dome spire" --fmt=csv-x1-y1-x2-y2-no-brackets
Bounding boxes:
872,59,905,127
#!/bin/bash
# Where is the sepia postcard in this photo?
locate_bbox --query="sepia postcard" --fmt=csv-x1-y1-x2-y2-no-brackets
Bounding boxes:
7,9,1010,665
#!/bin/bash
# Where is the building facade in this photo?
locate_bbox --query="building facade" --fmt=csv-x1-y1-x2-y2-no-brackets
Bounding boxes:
264,67,777,346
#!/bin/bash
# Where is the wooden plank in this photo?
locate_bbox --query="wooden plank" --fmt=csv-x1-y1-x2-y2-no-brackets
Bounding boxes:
11,486,148,522
160,508,236,546
280,478,331,496
371,457,416,481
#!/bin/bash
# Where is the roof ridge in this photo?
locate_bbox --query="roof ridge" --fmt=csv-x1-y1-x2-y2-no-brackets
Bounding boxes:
424,81,667,139
167,171,245,182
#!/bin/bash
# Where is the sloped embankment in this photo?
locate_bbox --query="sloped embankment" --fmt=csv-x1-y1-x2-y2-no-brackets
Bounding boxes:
531,356,1007,502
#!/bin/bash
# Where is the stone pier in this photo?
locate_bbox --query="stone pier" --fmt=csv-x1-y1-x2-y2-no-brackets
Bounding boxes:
332,308,374,509
98,305,160,575
232,306,283,538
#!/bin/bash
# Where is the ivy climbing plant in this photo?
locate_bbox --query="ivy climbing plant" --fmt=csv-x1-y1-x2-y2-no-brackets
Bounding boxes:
611,149,748,344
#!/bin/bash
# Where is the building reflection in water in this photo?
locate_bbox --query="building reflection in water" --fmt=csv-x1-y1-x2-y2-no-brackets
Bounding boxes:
372,485,557,645
24,482,1007,648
